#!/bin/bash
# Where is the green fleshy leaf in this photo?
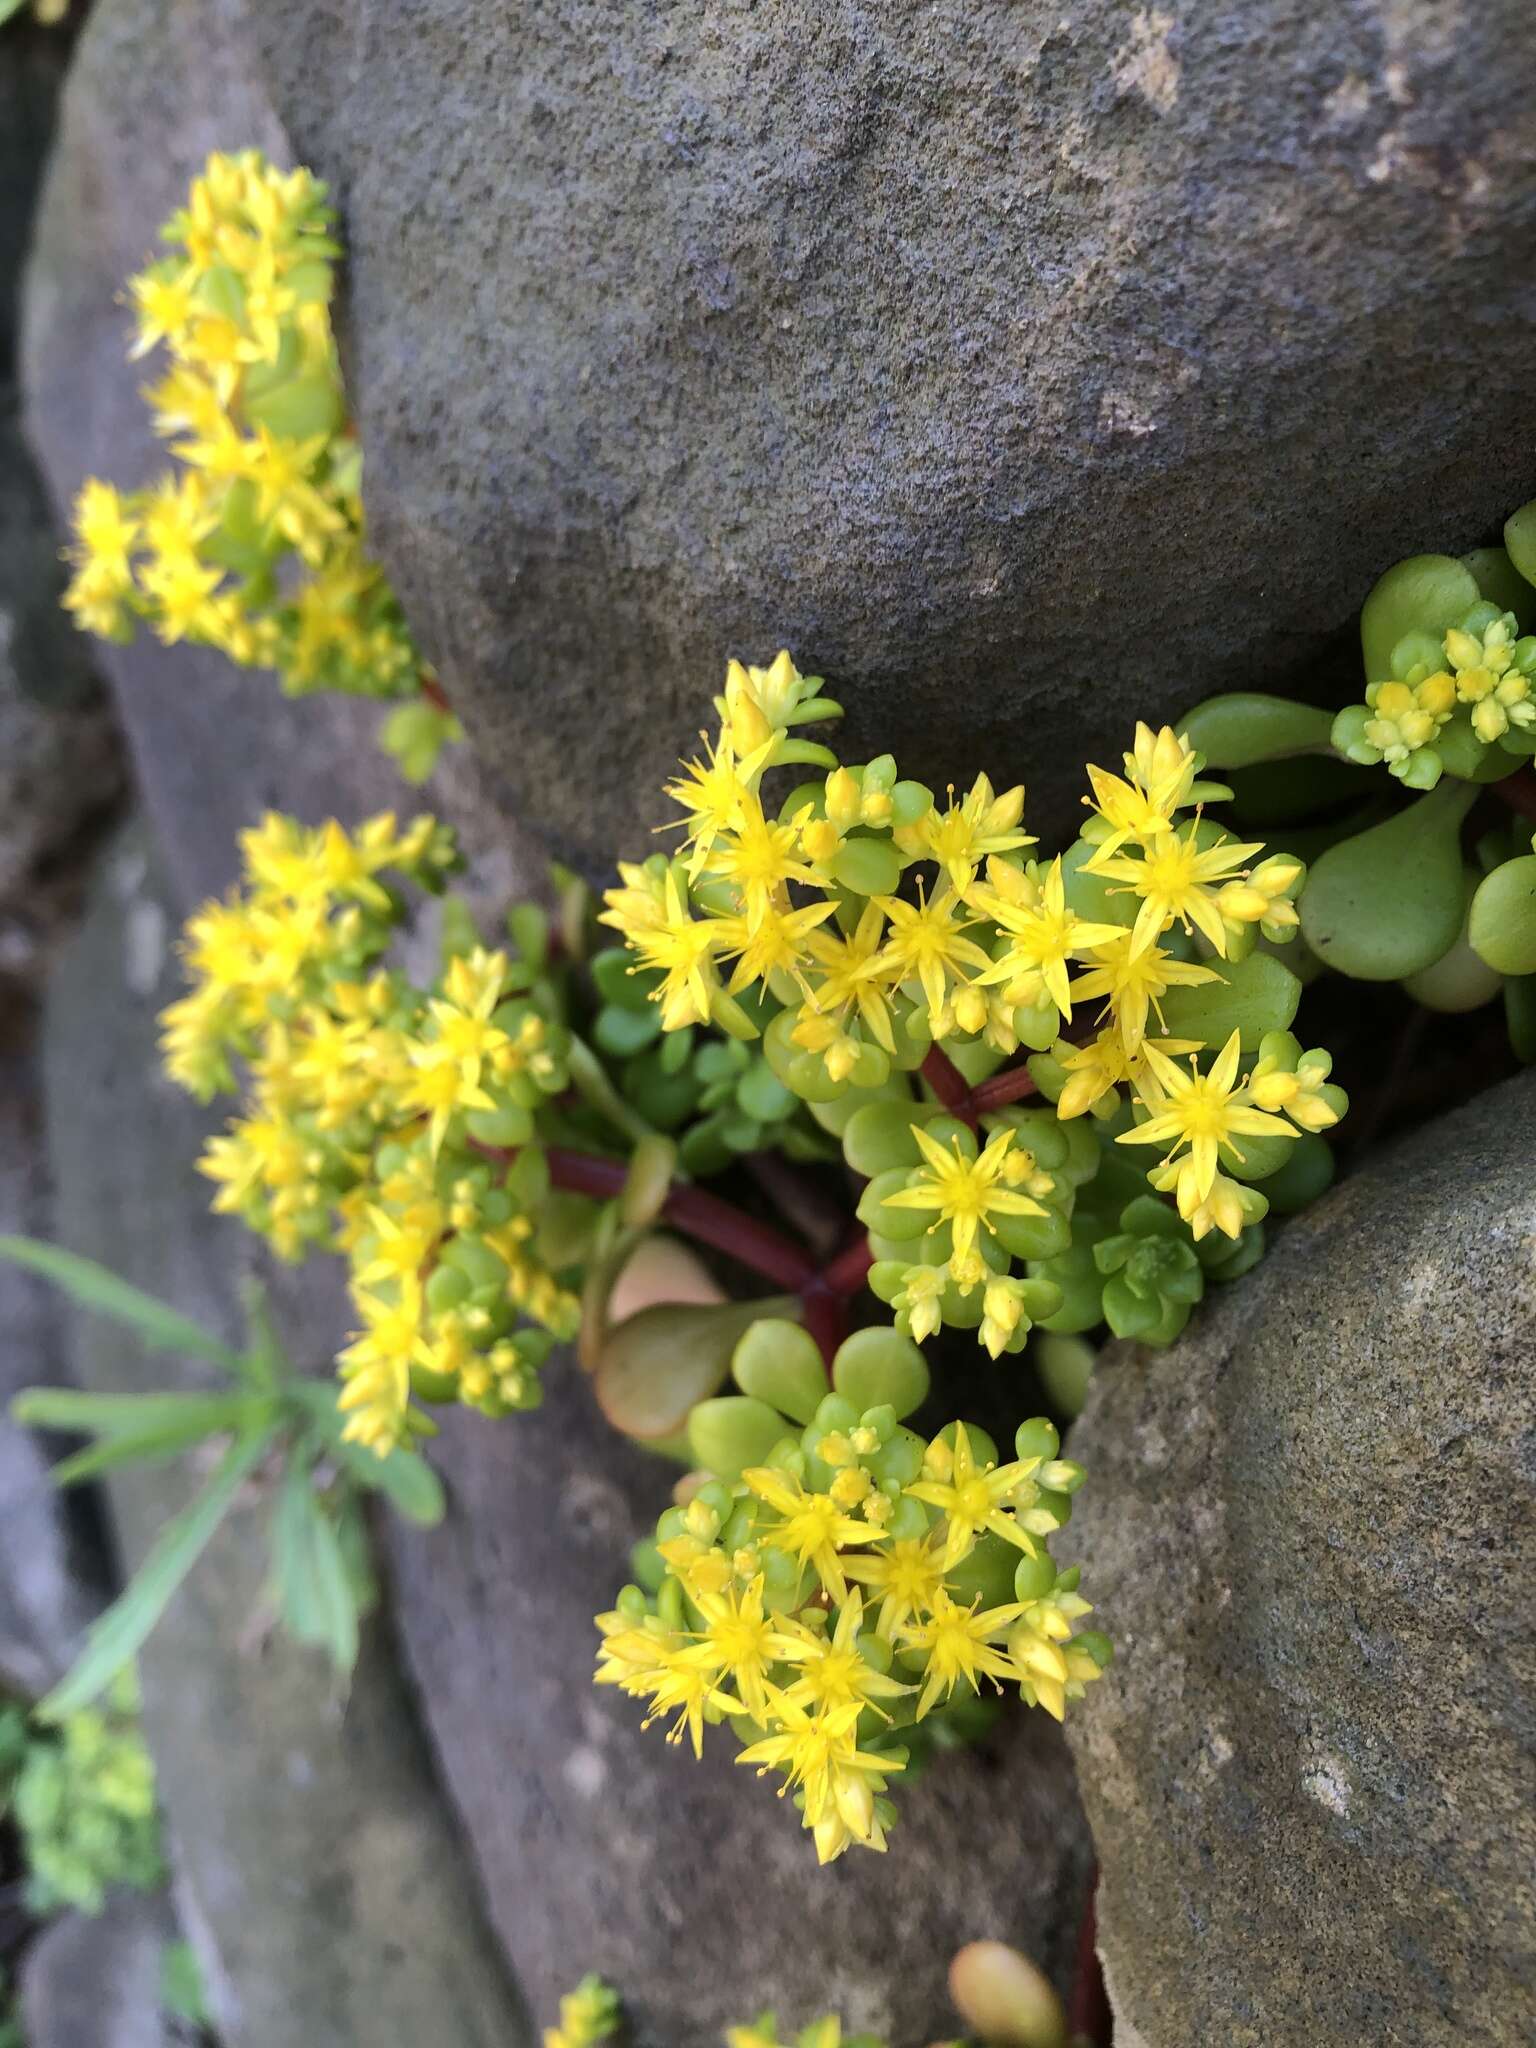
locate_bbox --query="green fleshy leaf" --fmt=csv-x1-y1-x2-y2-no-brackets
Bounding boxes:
1360,555,1478,683
1467,854,1536,976
687,1395,788,1480
1176,694,1335,769
1299,780,1477,980
831,1326,930,1421
1156,951,1301,1052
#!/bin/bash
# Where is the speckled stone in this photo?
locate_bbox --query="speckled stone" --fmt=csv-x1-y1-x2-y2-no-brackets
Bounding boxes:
248,0,1536,868
1066,1071,1536,2048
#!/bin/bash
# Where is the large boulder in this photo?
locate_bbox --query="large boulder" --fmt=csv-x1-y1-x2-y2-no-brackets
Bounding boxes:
249,0,1536,865
1066,1072,1536,2047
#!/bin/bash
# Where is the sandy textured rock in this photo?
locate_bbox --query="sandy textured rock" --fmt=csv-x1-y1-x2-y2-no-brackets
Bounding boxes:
250,0,1536,866
1066,1073,1536,2048
0,1032,105,1698
44,825,532,2048
387,1390,1091,2046
20,1891,180,2048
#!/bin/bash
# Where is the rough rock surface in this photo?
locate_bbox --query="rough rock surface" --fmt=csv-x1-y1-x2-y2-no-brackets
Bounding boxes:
1,26,123,984
0,1033,105,1698
251,0,1536,866
20,1892,181,2048
1066,1072,1536,2048
45,827,532,2048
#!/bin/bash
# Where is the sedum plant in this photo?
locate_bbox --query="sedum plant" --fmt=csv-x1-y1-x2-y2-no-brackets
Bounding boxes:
0,1672,162,1916
60,151,458,781
142,654,1358,1860
546,1936,1083,2047
46,149,1536,1894
1180,503,1536,1052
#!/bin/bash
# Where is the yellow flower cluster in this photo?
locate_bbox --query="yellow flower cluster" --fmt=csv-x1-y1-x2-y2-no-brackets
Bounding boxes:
1345,608,1536,788
728,2018,884,2048
62,153,438,743
543,1975,621,2048
603,654,1341,1280
160,811,582,1452
597,1414,1105,1865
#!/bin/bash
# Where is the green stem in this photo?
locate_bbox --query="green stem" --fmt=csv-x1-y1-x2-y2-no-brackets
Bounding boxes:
565,1034,661,1150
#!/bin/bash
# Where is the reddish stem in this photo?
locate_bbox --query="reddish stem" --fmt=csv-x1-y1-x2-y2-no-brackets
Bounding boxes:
419,671,453,715
920,1043,978,1126
743,1151,848,1259
794,1230,877,1369
797,1283,847,1369
969,1061,1040,1113
1069,1870,1112,2046
473,1140,819,1294
1493,764,1536,822
820,1233,875,1299
661,1180,818,1294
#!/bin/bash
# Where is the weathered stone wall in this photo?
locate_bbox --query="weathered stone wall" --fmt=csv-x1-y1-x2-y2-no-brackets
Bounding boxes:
249,0,1536,866
1067,1073,1536,2047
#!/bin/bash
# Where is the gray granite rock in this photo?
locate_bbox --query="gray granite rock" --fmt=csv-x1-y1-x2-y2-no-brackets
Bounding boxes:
44,824,532,2048
20,1891,180,2048
0,405,124,985
249,0,1536,867
0,1030,105,1699
1066,1072,1536,2048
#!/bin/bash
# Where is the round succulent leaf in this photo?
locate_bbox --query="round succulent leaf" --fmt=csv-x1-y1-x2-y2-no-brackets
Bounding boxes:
1156,950,1301,1052
1176,693,1336,769
948,1939,1071,2048
595,1297,785,1439
1300,780,1476,979
831,1325,930,1420
1468,854,1536,975
1462,546,1534,630
1502,500,1536,589
687,1395,791,1480
1360,553,1478,684
731,1316,828,1424
841,1098,924,1176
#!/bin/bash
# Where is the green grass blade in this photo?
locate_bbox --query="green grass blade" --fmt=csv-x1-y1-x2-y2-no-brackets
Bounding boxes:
292,1382,446,1526
36,1428,273,1722
0,1238,243,1375
12,1387,260,1439
271,1457,360,1673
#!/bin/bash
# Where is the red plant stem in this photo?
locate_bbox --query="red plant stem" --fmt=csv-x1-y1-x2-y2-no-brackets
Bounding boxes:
419,671,453,715
795,1231,877,1369
472,1140,819,1294
743,1151,848,1260
820,1233,875,1299
660,1180,819,1293
969,1060,1040,1113
920,1043,978,1126
1493,764,1536,822
1069,1870,1112,2046
797,1283,847,1370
